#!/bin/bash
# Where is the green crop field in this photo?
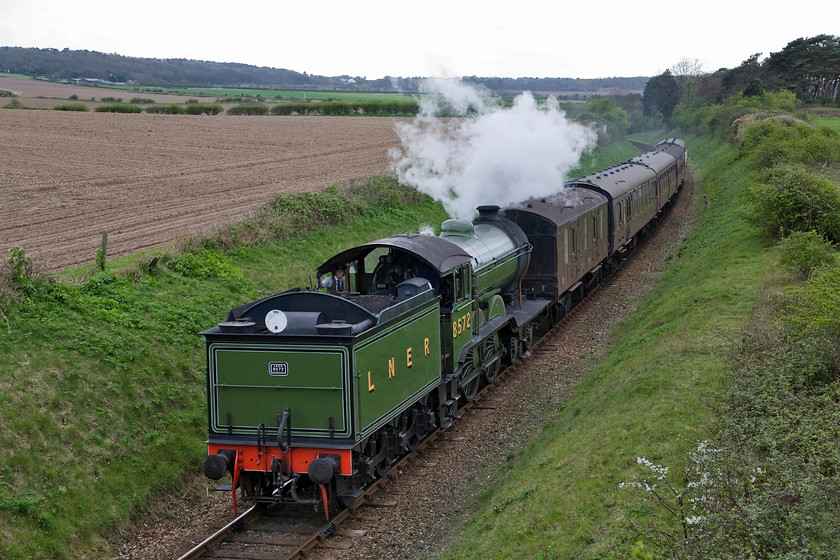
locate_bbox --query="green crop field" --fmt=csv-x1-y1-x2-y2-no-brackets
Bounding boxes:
132,85,417,103
815,116,840,134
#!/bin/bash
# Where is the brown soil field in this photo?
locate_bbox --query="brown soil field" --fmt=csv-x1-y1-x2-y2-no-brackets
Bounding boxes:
0,76,215,109
1,108,405,273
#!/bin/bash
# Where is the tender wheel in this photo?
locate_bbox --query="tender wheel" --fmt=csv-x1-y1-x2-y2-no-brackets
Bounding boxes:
373,429,396,478
239,471,272,498
398,409,422,452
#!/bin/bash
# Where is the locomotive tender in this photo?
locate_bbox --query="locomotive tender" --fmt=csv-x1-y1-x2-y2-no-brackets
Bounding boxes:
200,138,687,513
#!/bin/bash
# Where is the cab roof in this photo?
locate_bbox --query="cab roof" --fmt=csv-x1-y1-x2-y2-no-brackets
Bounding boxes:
317,233,472,277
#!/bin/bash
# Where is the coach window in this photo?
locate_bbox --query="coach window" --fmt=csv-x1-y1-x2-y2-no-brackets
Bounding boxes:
583,218,588,251
564,228,569,264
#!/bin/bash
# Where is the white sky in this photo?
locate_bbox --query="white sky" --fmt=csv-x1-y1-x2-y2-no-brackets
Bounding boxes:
0,0,836,80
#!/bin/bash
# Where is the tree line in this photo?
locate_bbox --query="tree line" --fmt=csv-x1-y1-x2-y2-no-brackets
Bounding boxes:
0,46,645,94
643,34,840,124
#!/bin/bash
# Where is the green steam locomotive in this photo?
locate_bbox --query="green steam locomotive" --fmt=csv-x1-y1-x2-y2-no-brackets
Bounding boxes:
200,138,687,515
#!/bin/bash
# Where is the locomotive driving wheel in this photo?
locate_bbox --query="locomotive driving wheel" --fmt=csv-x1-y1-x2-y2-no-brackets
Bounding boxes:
459,351,480,402
483,334,501,383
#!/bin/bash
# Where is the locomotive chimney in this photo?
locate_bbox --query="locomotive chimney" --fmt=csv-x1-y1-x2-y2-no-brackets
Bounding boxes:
476,205,501,222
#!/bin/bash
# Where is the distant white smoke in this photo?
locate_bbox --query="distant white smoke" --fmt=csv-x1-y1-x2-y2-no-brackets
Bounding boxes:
389,78,597,220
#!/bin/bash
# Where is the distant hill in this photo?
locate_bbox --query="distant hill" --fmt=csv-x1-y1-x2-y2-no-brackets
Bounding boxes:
0,46,648,95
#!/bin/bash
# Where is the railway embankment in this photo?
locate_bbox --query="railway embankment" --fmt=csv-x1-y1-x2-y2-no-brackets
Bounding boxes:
429,125,840,558
0,178,449,559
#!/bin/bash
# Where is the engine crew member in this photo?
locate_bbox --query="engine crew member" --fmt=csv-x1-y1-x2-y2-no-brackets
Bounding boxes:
321,265,347,294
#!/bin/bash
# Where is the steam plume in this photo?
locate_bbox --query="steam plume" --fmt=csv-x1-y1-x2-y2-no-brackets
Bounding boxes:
389,78,597,220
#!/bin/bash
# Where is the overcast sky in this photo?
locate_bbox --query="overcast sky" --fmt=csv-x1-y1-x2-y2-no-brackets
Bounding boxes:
0,0,836,80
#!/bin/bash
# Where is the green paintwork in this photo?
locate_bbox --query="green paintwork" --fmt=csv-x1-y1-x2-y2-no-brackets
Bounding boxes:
208,343,351,438
450,297,476,365
354,301,441,439
206,295,443,444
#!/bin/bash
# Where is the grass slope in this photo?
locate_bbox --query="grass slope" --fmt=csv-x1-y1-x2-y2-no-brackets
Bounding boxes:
437,134,781,559
0,182,447,559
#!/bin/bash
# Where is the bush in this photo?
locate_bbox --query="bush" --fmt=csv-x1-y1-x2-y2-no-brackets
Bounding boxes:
742,119,840,168
226,103,269,116
270,104,295,115
184,103,223,115
778,231,837,278
682,276,840,558
129,98,155,104
171,249,243,281
4,246,34,296
94,103,142,113
53,103,89,112
2,99,26,109
144,104,185,114
320,101,352,115
784,264,840,346
747,164,840,242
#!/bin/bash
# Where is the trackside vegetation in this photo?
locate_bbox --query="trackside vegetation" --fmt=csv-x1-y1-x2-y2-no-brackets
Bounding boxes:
436,105,840,557
0,178,446,559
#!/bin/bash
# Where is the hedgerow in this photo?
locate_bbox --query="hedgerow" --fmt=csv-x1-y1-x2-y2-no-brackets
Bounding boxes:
183,102,223,115
94,103,142,113
53,103,89,111
268,100,419,116
226,103,269,116
144,103,185,114
742,119,840,168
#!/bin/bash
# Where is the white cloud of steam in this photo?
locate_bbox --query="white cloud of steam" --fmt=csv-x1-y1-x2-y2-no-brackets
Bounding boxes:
389,79,598,220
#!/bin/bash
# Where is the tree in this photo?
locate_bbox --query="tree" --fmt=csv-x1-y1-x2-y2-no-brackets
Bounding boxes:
765,35,840,103
642,70,680,122
742,78,764,97
670,58,704,93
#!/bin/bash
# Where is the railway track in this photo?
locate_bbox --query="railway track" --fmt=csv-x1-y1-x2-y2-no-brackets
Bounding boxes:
177,432,459,559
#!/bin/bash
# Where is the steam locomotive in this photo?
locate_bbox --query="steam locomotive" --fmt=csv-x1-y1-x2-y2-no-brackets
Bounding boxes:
199,138,687,515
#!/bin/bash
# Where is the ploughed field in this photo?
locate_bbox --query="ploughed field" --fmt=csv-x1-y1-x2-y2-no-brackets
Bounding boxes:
0,109,403,272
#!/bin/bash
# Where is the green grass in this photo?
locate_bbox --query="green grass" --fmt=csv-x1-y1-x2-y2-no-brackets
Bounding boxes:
436,134,783,559
0,179,447,559
0,72,30,80
134,86,416,103
814,117,840,135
